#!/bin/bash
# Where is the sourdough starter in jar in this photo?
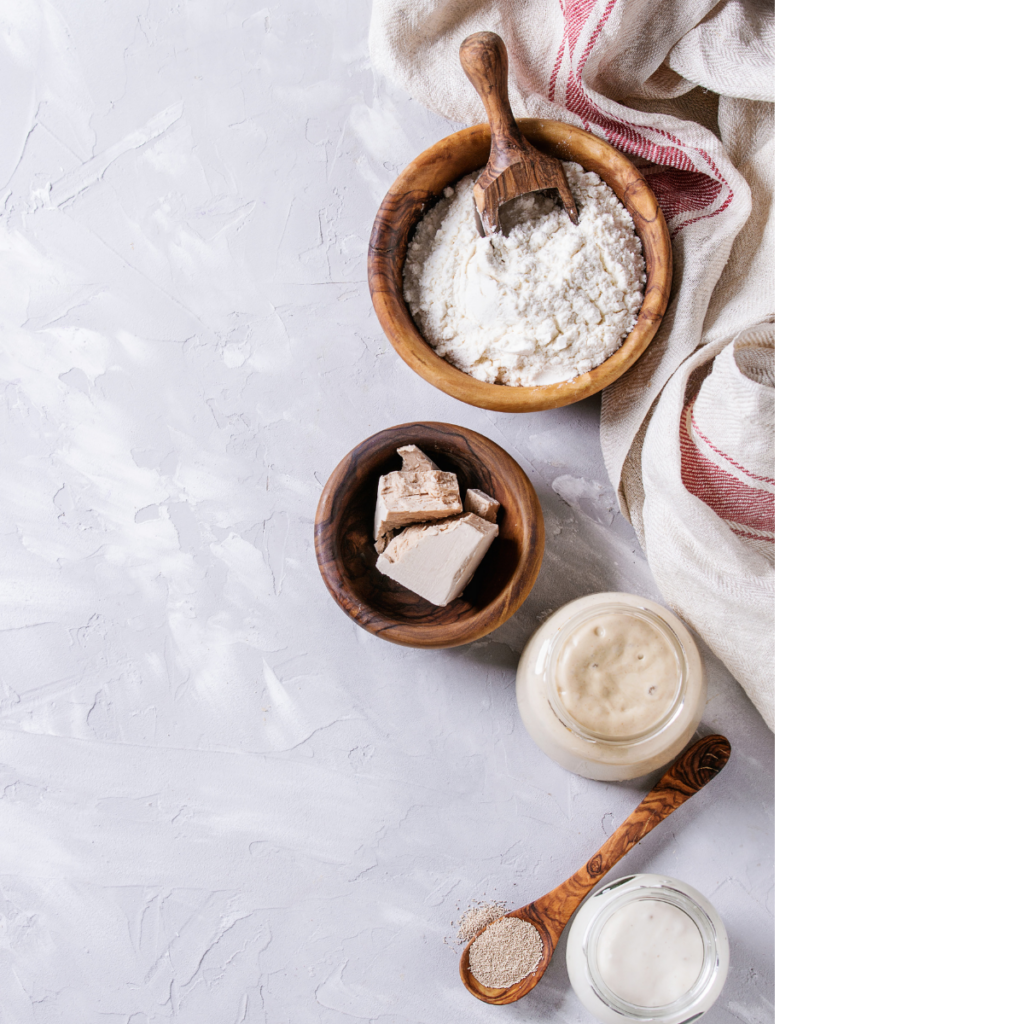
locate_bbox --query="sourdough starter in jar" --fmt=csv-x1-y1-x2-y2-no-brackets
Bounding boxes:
516,593,705,780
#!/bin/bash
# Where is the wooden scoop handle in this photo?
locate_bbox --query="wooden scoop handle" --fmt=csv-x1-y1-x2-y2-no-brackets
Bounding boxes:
530,735,732,936
459,32,528,162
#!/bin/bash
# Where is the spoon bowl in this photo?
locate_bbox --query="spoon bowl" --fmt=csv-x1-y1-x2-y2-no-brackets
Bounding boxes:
458,733,732,1003
458,905,558,1004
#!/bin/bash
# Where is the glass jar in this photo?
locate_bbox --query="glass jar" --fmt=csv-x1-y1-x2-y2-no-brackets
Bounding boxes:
515,593,705,780
565,873,729,1024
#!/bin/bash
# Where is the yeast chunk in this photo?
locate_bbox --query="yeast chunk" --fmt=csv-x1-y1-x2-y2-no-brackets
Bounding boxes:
372,470,461,552
376,512,498,605
464,488,500,524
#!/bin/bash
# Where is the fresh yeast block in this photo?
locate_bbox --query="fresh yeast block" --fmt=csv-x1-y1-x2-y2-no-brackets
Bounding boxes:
464,488,500,524
376,512,499,606
396,444,437,472
373,470,462,552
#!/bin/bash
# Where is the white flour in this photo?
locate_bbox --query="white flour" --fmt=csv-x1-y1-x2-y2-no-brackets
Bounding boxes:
403,162,646,387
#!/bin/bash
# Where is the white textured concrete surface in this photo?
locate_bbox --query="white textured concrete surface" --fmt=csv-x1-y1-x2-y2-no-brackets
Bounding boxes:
0,3,774,1021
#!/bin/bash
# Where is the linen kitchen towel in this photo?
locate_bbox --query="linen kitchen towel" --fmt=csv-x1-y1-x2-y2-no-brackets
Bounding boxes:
370,0,775,729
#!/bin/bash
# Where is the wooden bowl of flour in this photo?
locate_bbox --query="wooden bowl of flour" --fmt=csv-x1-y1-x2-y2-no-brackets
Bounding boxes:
367,119,672,413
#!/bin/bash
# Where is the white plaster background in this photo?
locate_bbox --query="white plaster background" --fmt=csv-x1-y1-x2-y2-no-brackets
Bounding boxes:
0,2,774,1021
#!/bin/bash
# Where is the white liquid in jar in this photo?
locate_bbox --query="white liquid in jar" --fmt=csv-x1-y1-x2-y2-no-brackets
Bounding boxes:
554,610,680,739
595,898,704,1008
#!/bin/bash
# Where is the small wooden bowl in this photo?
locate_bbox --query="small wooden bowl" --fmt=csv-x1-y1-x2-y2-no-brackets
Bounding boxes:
368,118,673,413
315,422,544,648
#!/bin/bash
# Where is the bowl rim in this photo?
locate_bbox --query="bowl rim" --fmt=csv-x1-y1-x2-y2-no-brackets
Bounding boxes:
367,117,673,413
314,421,545,648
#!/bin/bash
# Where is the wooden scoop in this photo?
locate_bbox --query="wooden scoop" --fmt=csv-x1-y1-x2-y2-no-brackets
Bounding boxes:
459,31,580,236
459,733,731,1004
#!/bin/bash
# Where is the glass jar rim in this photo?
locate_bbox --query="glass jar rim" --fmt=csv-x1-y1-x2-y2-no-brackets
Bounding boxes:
543,602,688,745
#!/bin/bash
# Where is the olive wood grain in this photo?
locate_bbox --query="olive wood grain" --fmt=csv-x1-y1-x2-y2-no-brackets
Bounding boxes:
315,422,543,648
459,734,732,1004
367,117,673,413
459,32,578,235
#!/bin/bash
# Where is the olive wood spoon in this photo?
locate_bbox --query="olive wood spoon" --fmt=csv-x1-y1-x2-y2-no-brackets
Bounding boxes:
459,733,731,1004
458,31,579,236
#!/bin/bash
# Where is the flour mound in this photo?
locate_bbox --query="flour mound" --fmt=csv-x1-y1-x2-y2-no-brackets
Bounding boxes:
403,162,646,387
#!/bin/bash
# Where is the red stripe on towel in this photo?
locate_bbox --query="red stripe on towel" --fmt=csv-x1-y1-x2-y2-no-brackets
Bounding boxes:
680,402,775,536
549,0,734,230
690,411,775,485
